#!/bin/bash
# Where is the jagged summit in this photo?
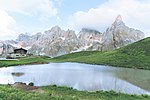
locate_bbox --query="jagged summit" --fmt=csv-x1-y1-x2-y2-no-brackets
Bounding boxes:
112,15,125,26
115,15,122,21
103,15,144,51
51,25,61,31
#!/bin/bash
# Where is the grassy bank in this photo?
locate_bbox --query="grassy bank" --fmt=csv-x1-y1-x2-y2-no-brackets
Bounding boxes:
0,56,50,67
50,37,150,69
0,85,149,100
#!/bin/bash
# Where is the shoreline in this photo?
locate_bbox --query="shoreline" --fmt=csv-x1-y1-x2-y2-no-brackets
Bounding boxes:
0,83,150,100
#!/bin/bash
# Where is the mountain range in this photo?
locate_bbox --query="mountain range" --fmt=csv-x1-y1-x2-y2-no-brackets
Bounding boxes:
0,15,144,57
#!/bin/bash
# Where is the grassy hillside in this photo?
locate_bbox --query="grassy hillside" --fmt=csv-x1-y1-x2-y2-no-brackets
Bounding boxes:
50,37,150,69
0,85,149,100
0,56,50,67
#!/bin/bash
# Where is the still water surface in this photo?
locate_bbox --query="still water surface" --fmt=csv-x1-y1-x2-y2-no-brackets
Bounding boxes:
0,62,150,95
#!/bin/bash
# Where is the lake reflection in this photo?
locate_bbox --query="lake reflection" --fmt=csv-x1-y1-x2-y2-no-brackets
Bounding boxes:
0,62,150,95
11,72,24,77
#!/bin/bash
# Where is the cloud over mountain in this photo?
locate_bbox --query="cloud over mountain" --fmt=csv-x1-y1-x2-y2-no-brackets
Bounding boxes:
69,0,150,37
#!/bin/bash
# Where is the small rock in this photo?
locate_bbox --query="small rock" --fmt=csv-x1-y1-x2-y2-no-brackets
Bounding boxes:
28,82,34,86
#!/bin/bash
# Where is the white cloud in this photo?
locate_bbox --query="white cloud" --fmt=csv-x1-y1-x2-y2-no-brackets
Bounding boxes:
0,0,57,18
56,16,61,23
69,0,150,37
54,0,62,6
0,0,58,40
0,10,17,40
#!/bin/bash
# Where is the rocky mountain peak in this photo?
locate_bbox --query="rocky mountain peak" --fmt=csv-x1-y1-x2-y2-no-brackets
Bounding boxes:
50,25,61,32
112,15,125,26
103,15,144,51
115,15,122,21
16,33,30,42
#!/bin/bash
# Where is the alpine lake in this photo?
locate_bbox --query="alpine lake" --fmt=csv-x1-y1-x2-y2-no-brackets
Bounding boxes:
0,62,150,95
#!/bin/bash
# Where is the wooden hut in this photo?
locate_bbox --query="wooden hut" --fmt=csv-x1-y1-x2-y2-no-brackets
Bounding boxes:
8,48,27,58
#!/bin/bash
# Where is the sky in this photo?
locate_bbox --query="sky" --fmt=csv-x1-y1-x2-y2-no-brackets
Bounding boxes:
0,0,150,40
